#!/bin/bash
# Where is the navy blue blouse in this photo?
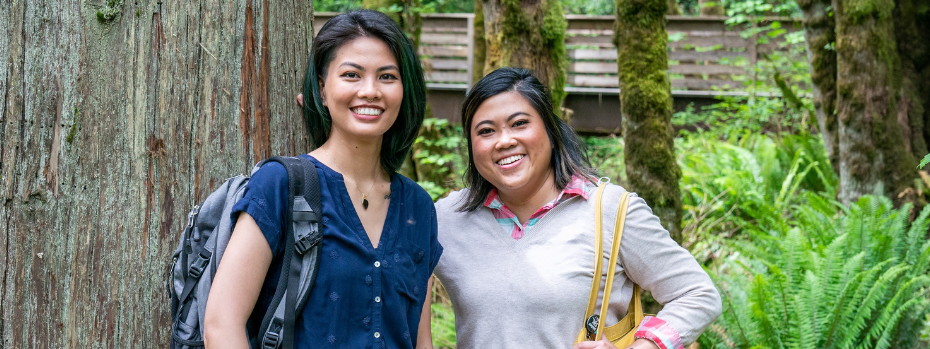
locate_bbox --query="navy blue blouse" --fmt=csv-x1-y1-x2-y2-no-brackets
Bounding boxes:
231,155,442,348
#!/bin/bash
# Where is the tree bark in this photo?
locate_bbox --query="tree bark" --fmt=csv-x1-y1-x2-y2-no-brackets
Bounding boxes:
0,0,312,347
615,0,683,243
481,0,567,110
472,0,487,84
798,0,839,174
698,0,725,16
833,0,915,205
363,0,423,49
667,0,683,15
893,0,930,159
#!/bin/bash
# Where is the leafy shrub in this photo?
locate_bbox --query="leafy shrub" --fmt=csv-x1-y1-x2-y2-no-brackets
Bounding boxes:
677,133,836,259
583,135,627,187
701,196,930,349
431,302,457,348
413,118,467,201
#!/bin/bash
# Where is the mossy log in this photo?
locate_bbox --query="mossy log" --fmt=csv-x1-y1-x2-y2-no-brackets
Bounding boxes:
615,0,683,243
833,0,916,205
0,0,312,347
480,0,567,110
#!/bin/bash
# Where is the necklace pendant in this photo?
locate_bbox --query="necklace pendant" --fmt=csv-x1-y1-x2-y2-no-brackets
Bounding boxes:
362,195,369,210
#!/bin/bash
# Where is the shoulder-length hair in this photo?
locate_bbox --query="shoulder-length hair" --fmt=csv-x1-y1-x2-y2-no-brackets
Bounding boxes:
301,9,426,174
458,67,594,212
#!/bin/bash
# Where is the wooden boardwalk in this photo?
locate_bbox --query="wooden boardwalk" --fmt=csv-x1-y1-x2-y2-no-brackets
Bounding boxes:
314,13,801,133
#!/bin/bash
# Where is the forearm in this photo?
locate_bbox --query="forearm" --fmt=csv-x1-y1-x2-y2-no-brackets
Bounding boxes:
415,276,435,349
204,323,251,349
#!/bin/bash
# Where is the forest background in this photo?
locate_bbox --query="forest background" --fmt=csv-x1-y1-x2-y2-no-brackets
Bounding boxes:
1,0,929,347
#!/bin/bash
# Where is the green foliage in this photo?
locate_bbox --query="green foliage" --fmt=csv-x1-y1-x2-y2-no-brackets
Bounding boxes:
314,0,363,12
678,133,837,259
561,0,614,15
96,0,123,23
413,118,467,201
583,135,627,187
919,153,930,169
431,302,457,348
679,134,930,349
701,196,930,349
314,0,472,13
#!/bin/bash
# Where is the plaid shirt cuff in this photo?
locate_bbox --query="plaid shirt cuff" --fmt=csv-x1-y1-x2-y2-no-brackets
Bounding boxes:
634,316,683,349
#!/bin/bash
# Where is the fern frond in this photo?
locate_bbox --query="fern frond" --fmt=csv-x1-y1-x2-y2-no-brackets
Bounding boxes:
873,296,928,349
861,275,930,348
905,204,930,265
839,262,908,349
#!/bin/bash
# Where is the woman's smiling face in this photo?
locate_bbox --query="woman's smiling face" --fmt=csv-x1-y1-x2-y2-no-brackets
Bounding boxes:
320,36,403,141
469,91,554,199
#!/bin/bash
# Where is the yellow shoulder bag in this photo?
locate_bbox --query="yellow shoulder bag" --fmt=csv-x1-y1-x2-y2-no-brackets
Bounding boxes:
574,183,644,347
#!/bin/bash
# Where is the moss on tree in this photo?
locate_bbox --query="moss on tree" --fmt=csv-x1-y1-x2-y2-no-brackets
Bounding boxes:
798,0,839,173
482,0,567,111
834,0,917,205
615,0,683,242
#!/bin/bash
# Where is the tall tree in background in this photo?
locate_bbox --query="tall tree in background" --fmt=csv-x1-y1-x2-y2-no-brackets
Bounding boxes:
477,0,568,111
698,0,725,16
0,0,312,346
614,0,683,242
363,0,423,48
668,0,683,15
800,0,929,205
798,0,838,174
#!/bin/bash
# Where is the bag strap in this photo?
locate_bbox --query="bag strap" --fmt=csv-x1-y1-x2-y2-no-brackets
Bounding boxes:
583,185,635,340
251,156,323,349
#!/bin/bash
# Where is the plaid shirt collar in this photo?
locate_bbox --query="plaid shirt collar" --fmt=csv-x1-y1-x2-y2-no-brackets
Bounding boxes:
483,175,595,239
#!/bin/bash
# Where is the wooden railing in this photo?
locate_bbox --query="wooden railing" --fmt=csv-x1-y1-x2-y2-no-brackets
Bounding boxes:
314,13,801,93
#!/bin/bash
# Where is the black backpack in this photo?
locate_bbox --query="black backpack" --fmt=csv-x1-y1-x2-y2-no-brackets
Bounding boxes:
168,156,322,349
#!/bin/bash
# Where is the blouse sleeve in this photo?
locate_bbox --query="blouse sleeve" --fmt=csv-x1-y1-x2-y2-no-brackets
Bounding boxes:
618,193,722,346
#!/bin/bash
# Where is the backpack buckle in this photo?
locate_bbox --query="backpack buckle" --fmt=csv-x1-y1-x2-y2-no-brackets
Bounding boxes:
188,250,212,278
294,228,321,255
262,318,284,349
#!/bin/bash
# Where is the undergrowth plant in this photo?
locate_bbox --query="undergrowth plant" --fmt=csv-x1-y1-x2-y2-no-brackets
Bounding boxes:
701,196,930,349
413,118,467,200
677,132,836,260
680,133,930,348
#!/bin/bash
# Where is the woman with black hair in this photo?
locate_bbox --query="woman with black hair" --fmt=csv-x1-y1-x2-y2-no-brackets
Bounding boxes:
204,10,441,349
432,68,720,349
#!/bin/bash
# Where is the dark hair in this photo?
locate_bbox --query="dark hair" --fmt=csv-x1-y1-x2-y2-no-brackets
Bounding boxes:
458,67,594,212
301,10,426,174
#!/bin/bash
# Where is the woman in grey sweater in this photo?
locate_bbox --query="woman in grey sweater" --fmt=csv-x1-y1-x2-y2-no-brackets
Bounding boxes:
432,68,721,349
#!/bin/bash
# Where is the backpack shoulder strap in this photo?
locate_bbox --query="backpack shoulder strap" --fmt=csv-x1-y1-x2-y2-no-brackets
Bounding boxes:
252,156,323,349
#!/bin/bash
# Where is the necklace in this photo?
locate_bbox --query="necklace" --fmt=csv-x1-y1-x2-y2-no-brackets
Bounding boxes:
323,148,376,209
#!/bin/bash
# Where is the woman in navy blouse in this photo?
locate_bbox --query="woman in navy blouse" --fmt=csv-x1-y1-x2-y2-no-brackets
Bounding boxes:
204,10,442,349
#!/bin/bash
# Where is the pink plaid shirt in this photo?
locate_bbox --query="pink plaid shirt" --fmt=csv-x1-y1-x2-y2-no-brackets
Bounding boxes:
483,175,593,240
484,176,684,349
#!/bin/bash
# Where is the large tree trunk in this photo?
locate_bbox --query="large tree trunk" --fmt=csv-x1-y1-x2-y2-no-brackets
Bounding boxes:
363,0,423,49
833,0,916,205
893,0,930,160
615,0,683,243
473,0,487,84
0,0,312,347
481,0,567,110
798,0,839,174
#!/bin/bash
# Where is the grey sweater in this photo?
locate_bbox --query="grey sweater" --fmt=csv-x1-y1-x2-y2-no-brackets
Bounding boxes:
433,185,721,348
